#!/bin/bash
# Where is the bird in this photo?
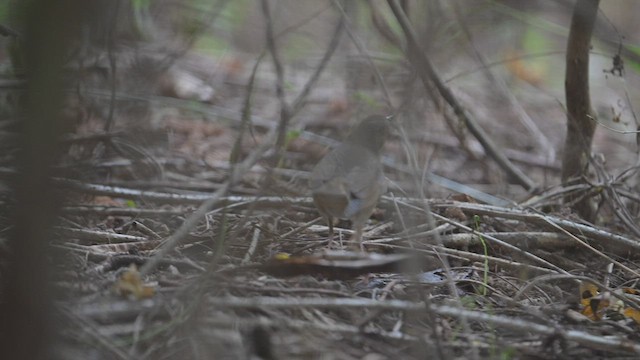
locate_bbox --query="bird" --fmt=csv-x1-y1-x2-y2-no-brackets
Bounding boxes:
309,115,390,251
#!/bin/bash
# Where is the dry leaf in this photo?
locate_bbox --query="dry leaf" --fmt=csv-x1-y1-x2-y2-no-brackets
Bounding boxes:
113,264,155,300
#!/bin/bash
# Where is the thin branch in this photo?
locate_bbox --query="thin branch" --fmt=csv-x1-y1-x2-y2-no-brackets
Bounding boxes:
332,0,394,110
103,0,120,133
261,0,292,154
139,125,280,276
54,227,148,244
291,13,344,114
452,2,555,164
428,200,640,264
229,52,263,164
386,0,536,192
204,296,640,354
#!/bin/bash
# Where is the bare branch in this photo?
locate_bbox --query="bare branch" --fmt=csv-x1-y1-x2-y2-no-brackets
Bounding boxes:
386,0,536,192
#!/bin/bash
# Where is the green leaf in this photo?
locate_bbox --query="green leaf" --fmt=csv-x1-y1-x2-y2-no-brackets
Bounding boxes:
285,129,301,144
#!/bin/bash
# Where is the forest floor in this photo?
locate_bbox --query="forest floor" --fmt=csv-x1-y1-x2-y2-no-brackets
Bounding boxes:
11,14,640,359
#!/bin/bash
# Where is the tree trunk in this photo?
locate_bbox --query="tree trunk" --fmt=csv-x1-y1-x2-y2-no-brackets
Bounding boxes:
562,0,600,221
0,2,88,359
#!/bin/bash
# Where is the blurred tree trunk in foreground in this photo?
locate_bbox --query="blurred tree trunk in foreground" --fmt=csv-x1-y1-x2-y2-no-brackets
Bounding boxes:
562,0,600,221
0,1,87,359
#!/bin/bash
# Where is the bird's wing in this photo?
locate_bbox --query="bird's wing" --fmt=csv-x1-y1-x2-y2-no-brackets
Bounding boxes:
342,158,384,218
310,144,384,219
345,162,381,199
309,150,341,191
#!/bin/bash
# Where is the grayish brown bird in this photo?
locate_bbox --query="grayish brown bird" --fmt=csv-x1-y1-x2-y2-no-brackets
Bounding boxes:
309,115,390,250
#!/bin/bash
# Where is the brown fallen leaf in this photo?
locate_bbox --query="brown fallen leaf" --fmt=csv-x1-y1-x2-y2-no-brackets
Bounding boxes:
260,251,432,280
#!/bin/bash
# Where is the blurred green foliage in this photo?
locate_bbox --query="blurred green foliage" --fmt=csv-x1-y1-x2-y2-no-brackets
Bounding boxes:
490,0,567,37
285,129,301,145
194,35,228,56
521,27,551,53
626,44,640,75
131,0,151,11
192,0,248,56
0,2,9,22
283,33,316,61
353,91,382,110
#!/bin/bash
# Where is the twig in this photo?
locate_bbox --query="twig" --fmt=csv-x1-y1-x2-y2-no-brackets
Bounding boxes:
386,0,536,192
436,232,572,250
204,316,417,342
103,0,120,133
60,241,160,256
514,274,640,313
413,131,561,170
205,296,640,354
55,189,640,258
241,226,261,265
368,2,403,48
331,0,394,109
424,245,556,276
430,211,567,274
232,4,342,164
520,183,591,208
290,13,344,114
59,243,204,273
54,177,213,204
61,308,134,360
54,226,148,244
535,213,640,278
280,217,324,239
592,157,640,238
429,200,640,258
452,2,555,164
60,205,186,217
139,125,280,276
261,0,292,154
229,51,263,164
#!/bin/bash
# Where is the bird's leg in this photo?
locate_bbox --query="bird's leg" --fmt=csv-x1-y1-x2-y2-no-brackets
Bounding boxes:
325,216,335,248
351,220,365,253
